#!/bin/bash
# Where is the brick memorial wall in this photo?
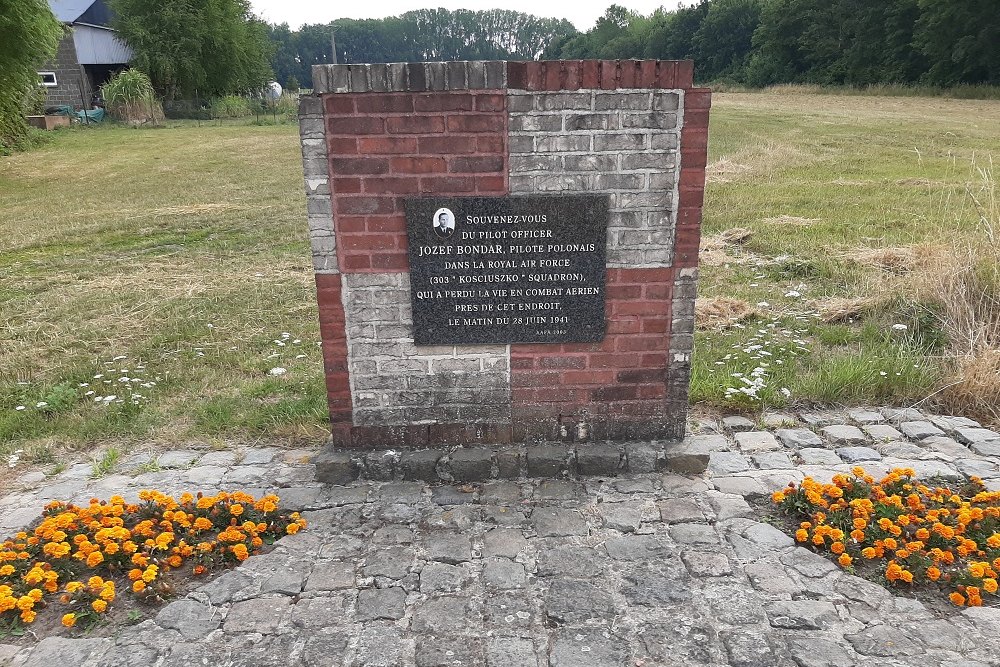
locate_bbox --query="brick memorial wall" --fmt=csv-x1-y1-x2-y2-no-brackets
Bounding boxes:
299,60,710,458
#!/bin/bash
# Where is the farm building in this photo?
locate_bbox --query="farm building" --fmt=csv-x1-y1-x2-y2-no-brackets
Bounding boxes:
39,0,133,108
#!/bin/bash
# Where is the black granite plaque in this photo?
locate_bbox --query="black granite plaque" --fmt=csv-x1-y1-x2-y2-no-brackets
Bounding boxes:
405,195,609,345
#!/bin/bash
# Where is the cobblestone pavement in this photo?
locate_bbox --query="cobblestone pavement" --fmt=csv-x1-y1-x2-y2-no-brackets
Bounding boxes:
3,407,1000,666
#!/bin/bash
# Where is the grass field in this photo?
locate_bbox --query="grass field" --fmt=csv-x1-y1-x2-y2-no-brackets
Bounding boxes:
1,93,998,463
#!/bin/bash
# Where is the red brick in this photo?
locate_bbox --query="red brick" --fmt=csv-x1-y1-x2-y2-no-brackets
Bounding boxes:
582,60,599,88
679,187,705,208
337,216,367,233
512,343,565,354
616,268,674,283
328,116,384,134
324,96,354,114
619,60,639,88
680,167,707,189
342,255,371,270
617,369,665,384
507,61,528,89
358,136,418,154
391,156,447,174
526,61,544,90
336,196,395,215
562,60,582,90
447,115,504,133
365,216,405,233
513,372,561,388
607,318,641,334
327,137,358,154
589,353,641,368
419,135,477,154
475,175,506,192
477,136,504,153
332,177,362,194
617,336,667,352
539,355,587,370
677,60,695,88
451,156,505,173
342,234,397,251
656,61,678,88
615,300,670,316
330,157,389,175
363,176,419,194
387,116,445,134
638,384,667,399
607,284,642,300
599,60,619,89
591,385,638,402
682,127,709,149
644,284,672,300
329,409,352,424
677,207,702,225
370,253,408,270
561,369,616,385
421,176,476,193
686,88,712,109
414,93,474,112
681,151,707,169
684,108,711,129
544,61,561,90
511,357,535,369
475,93,505,112
355,95,414,113
640,60,657,88
641,318,670,334
640,353,668,367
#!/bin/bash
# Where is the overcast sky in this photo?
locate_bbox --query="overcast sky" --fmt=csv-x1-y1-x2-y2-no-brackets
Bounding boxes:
249,0,682,31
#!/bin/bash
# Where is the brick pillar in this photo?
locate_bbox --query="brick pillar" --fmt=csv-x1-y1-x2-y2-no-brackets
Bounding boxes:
300,60,710,447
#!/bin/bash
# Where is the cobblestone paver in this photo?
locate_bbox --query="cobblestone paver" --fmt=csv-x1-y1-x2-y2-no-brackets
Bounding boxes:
2,407,1000,666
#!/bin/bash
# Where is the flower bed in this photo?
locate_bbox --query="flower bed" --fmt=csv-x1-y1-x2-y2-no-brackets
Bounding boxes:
774,467,1000,607
0,491,305,632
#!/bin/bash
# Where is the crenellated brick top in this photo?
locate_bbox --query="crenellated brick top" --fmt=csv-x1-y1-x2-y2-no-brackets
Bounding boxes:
312,60,697,95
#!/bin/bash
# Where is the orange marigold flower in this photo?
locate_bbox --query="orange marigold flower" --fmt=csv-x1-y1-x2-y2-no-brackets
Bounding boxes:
20,609,36,623
232,544,249,561
92,599,107,613
86,551,104,568
926,566,941,581
286,523,300,535
861,547,877,559
192,565,206,576
915,528,930,541
772,491,786,503
838,554,852,567
830,541,845,555
132,580,146,593
983,578,998,594
229,504,244,517
61,613,76,627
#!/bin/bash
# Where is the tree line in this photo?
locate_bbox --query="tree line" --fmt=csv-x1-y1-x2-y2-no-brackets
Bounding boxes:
267,9,576,90
546,1,999,87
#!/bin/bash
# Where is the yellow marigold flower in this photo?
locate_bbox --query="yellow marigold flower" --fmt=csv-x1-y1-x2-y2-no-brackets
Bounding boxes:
132,580,146,593
86,551,104,568
92,599,107,613
27,588,42,602
286,523,300,535
66,581,84,593
20,609,36,623
229,504,244,517
970,562,986,578
0,565,13,576
142,566,158,583
62,613,76,627
982,578,999,594
16,595,34,611
193,517,213,532
772,491,786,503
861,547,877,559
899,570,913,584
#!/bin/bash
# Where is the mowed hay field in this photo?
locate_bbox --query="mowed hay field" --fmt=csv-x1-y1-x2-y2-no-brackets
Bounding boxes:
1,92,998,463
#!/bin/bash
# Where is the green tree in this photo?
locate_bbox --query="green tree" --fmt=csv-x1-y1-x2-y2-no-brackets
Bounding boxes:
692,0,762,81
645,2,709,61
0,0,63,153
110,0,274,99
916,0,1000,85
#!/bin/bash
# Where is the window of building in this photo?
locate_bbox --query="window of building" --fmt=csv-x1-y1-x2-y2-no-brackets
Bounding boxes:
38,72,57,87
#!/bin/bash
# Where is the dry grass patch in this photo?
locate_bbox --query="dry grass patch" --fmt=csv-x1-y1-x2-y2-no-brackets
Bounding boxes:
695,297,759,330
762,215,820,226
815,297,877,324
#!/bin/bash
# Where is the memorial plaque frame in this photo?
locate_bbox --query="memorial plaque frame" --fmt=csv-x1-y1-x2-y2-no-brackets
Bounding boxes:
405,195,608,345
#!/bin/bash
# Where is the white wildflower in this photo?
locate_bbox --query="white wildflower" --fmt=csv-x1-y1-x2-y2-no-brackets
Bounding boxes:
15,406,25,411
269,367,287,376
784,290,801,298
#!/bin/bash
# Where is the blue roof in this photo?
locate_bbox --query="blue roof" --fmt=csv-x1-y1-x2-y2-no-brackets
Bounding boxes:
48,0,114,26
